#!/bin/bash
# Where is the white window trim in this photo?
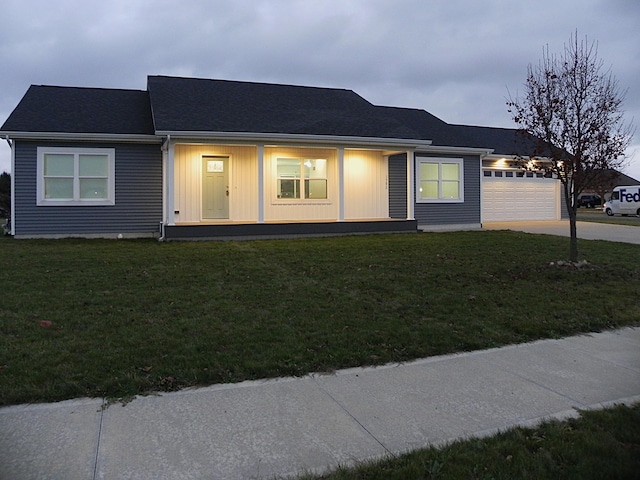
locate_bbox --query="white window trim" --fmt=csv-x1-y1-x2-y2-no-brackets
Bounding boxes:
415,157,464,203
37,147,116,206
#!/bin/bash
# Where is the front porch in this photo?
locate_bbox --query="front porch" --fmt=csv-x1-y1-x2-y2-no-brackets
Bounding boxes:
162,141,417,239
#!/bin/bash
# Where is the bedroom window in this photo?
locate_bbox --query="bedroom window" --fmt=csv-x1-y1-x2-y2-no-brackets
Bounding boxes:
276,158,327,199
37,147,115,206
416,157,464,203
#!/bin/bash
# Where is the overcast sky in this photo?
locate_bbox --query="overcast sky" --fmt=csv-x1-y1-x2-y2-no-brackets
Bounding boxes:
1,0,639,179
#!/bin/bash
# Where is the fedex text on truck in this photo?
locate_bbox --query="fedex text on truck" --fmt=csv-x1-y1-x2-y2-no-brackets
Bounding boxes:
619,188,640,202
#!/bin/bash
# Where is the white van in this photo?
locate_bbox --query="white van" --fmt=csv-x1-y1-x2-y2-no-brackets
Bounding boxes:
603,185,640,216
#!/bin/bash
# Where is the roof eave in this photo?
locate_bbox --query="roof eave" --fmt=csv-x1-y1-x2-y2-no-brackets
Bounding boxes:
156,130,433,150
0,131,162,143
417,144,494,156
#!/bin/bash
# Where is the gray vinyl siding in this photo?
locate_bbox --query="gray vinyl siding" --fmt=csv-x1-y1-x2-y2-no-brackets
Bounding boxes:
13,140,162,236
414,153,481,225
388,154,407,219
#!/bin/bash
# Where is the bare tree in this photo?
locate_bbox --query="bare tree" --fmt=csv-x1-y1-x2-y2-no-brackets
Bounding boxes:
507,32,634,262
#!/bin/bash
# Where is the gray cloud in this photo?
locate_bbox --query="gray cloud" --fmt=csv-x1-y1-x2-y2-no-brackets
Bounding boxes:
1,0,638,177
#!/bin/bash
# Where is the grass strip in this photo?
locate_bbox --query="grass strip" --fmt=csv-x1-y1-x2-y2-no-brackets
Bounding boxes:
301,403,640,480
577,210,640,226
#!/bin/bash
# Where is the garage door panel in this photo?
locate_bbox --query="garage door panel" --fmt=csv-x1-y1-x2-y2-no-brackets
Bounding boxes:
483,176,558,222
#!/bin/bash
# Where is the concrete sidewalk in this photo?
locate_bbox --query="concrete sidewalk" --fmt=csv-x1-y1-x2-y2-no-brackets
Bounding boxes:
483,220,640,244
1,328,639,480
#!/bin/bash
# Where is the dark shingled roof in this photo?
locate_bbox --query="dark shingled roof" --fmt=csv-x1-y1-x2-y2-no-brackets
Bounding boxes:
373,106,473,147
147,75,426,140
448,124,539,156
375,106,539,156
1,76,533,155
590,169,640,186
0,85,155,135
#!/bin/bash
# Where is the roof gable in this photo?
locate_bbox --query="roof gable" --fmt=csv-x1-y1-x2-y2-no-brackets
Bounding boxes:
0,85,155,135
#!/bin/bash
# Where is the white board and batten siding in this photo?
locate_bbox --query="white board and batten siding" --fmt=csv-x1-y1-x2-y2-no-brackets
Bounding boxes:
173,145,258,223
482,172,560,222
343,150,389,220
173,145,392,224
263,146,338,221
264,147,389,221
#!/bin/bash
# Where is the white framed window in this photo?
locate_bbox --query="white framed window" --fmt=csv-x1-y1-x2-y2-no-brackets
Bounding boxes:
416,157,464,203
276,158,327,200
37,147,115,206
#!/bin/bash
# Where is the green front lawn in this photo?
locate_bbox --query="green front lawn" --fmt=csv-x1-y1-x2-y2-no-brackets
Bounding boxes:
1,231,639,406
301,403,640,480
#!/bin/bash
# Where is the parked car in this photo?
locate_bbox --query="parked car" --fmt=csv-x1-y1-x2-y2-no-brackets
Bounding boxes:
577,194,602,208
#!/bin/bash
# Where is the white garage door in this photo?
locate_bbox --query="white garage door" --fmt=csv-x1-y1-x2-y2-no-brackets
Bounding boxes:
482,171,559,222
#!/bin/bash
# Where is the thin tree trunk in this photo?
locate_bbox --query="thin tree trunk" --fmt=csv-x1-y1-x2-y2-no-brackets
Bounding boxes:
568,210,578,262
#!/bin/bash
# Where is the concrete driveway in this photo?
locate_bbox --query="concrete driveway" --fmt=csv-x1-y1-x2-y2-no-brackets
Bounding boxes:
483,221,640,245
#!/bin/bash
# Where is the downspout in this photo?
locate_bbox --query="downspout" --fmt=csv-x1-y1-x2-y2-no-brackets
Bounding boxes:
158,135,170,241
161,134,171,151
479,152,485,227
4,136,14,236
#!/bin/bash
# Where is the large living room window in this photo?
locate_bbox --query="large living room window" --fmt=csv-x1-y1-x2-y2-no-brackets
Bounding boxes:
37,147,115,206
276,158,327,199
416,157,464,203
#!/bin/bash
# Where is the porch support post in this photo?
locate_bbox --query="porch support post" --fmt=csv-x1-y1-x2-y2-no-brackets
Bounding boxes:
257,144,265,223
338,147,345,221
406,150,415,220
166,139,176,226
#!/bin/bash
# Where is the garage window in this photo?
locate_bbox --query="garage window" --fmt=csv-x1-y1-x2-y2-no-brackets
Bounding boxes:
416,157,463,203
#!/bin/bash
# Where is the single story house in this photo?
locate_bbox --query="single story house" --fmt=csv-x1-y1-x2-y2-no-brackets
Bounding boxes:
0,75,566,239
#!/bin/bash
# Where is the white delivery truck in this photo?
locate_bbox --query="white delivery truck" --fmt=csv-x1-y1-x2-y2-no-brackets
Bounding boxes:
603,185,640,216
